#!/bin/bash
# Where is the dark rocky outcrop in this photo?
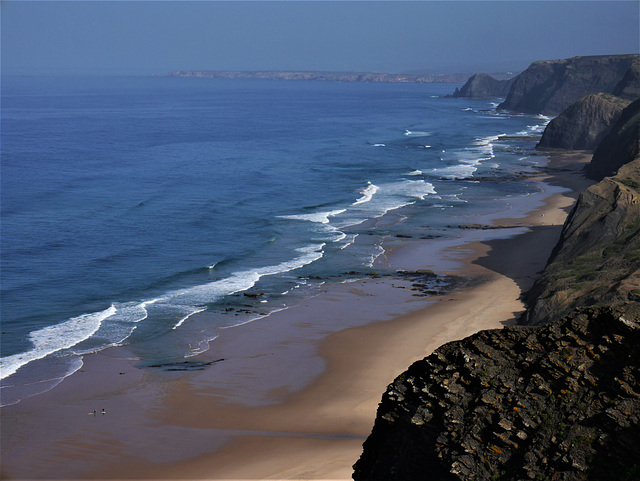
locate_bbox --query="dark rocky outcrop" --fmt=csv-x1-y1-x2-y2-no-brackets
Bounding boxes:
353,306,640,481
586,99,640,180
536,93,631,151
450,73,516,99
497,55,638,115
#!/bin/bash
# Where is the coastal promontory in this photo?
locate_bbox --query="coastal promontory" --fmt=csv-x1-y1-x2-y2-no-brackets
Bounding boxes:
498,54,638,115
536,93,631,151
449,73,516,99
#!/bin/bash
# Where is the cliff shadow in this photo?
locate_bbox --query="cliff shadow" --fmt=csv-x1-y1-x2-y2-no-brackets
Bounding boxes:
472,224,563,294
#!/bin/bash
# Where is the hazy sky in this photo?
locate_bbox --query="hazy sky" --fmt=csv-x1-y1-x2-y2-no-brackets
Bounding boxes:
2,1,639,76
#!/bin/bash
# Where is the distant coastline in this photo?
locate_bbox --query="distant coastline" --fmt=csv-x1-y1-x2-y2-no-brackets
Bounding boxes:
166,70,516,83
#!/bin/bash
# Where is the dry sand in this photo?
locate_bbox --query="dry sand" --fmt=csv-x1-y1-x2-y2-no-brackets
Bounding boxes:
0,153,593,481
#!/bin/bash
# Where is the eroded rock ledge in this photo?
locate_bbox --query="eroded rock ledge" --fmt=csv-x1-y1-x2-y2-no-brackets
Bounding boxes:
353,306,640,481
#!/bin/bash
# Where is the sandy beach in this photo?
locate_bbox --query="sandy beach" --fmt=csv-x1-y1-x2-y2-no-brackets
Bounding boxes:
0,153,593,481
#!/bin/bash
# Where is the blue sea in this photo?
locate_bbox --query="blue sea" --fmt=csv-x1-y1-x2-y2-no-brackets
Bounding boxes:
1,76,549,405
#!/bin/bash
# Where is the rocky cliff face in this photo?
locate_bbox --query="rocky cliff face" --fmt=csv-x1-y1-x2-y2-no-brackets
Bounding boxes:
536,93,631,151
353,306,640,481
450,73,515,99
497,55,638,115
522,154,640,326
613,57,640,99
355,58,640,480
586,99,640,180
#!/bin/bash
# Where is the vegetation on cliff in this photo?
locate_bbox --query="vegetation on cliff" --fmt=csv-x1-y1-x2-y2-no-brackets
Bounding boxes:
522,154,640,326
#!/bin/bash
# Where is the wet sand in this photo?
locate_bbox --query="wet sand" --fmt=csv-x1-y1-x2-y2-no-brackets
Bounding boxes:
0,153,593,480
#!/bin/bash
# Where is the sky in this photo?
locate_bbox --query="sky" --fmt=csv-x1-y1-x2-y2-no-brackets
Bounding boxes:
2,1,639,76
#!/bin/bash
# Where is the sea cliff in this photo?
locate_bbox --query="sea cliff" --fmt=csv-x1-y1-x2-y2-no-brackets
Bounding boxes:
536,93,631,151
449,73,516,99
354,55,640,480
497,54,638,115
524,102,640,326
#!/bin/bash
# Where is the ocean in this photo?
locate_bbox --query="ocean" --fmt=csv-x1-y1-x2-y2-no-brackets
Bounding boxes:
1,76,549,406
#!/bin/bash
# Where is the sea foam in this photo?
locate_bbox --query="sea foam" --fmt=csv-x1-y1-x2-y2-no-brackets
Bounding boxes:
0,305,116,380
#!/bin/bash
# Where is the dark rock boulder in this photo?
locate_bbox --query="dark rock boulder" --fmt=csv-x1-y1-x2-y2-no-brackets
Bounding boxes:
450,73,516,99
497,55,638,115
537,93,631,151
586,99,640,181
353,306,640,481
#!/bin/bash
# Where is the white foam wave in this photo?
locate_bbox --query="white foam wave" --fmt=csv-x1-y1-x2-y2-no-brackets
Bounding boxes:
166,243,326,307
372,143,385,147
279,209,345,224
404,129,431,137
393,179,436,200
433,164,477,180
172,307,208,330
0,305,116,380
408,170,423,176
339,233,358,250
353,182,379,205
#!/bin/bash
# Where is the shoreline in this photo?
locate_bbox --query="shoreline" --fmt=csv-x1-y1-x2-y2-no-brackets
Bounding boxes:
0,152,593,480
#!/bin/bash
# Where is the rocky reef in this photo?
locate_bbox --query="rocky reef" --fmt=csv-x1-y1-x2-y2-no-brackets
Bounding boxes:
449,73,516,99
536,93,631,151
497,54,638,115
353,306,640,481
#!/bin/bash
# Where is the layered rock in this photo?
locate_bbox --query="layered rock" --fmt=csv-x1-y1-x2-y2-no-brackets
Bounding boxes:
536,93,631,151
353,306,640,481
586,99,640,180
450,73,516,99
497,54,638,115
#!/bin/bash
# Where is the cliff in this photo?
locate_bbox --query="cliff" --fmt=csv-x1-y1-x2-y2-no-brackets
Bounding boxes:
355,58,640,480
450,73,516,99
586,99,640,180
613,57,640,99
497,55,638,115
521,153,640,326
536,93,631,151
353,305,640,481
